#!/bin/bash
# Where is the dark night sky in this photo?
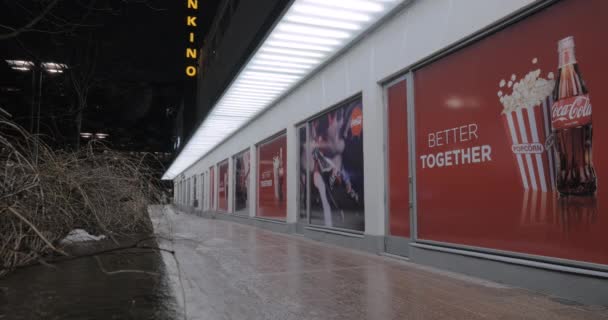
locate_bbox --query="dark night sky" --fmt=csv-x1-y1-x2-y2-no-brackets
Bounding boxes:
0,0,220,152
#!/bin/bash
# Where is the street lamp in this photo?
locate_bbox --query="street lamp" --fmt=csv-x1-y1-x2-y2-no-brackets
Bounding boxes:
5,59,69,164
81,132,109,140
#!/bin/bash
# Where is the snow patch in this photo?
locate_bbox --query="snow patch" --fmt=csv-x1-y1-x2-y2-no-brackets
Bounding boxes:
60,229,106,244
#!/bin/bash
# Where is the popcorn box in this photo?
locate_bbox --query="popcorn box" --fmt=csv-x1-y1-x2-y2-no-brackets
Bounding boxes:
498,65,557,192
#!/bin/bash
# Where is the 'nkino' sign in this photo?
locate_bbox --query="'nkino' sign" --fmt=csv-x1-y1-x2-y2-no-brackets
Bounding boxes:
185,0,198,77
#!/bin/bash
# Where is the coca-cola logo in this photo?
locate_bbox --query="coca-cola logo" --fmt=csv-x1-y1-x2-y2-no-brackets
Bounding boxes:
350,106,363,137
552,94,592,129
511,143,544,154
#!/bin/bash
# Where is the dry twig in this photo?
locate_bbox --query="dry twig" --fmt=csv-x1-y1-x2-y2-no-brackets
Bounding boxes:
0,108,163,277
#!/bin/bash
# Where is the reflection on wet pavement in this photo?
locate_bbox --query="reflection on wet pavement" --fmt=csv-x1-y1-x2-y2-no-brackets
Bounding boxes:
0,244,179,319
151,206,608,320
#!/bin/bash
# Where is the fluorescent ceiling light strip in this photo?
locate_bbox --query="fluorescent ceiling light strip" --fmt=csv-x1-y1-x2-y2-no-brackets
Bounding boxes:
203,120,243,126
217,106,266,112
212,113,251,119
224,92,277,100
228,90,278,97
218,101,269,107
292,4,372,22
222,97,274,104
238,77,297,84
228,93,278,100
273,33,341,46
215,106,257,111
233,81,291,89
216,109,259,115
256,53,319,64
302,0,384,13
244,71,300,80
214,106,262,115
266,40,333,52
219,98,267,104
231,87,286,96
261,46,325,58
284,14,361,30
248,65,307,74
205,115,244,120
228,87,282,95
251,59,312,69
278,23,351,38
221,101,272,108
224,96,275,103
233,81,288,88
241,75,296,84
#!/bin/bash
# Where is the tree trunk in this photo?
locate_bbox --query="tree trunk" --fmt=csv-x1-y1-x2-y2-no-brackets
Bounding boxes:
75,109,82,150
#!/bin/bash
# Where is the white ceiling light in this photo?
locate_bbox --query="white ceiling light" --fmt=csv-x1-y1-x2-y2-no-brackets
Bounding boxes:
284,14,361,30
163,0,405,180
265,40,333,52
256,53,320,64
278,23,351,39
292,4,372,22
249,65,307,74
273,33,342,46
261,47,325,58
303,0,385,13
252,59,313,69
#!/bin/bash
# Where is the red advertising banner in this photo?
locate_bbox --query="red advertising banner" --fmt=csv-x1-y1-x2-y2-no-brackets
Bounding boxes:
218,160,229,212
414,0,608,265
387,79,410,238
209,166,215,210
257,133,287,219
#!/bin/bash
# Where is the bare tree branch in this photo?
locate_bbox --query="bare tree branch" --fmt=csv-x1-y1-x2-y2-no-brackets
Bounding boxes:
0,0,60,40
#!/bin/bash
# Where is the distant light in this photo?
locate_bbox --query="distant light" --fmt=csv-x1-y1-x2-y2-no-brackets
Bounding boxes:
80,132,93,139
163,0,405,180
42,62,68,74
5,60,68,73
95,133,109,139
5,60,34,72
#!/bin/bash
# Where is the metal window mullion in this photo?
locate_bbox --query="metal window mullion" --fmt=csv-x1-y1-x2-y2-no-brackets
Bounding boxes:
407,71,418,241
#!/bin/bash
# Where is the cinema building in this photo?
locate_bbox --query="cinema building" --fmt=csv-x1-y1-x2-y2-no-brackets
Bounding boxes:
166,0,608,305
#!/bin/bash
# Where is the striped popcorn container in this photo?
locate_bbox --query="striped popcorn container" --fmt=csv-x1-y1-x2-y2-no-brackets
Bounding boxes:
498,66,557,192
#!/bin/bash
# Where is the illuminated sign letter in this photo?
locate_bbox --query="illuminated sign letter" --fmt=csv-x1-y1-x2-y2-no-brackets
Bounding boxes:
186,48,197,59
189,32,194,43
187,16,197,27
186,66,197,77
187,0,198,9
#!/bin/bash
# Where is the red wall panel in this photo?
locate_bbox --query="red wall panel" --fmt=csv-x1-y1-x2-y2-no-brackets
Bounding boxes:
218,160,229,212
257,134,287,219
388,79,410,237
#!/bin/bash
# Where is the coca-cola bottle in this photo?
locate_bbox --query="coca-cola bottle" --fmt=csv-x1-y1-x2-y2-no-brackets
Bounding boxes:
551,36,596,196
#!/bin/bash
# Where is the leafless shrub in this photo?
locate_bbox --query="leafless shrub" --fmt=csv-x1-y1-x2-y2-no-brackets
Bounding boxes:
0,108,163,277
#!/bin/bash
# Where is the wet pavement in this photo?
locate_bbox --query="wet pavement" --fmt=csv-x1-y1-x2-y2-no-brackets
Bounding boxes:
1,206,607,319
0,241,179,319
151,206,608,320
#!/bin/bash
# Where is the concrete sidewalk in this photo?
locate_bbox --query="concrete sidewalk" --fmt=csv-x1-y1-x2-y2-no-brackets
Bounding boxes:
151,206,608,320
